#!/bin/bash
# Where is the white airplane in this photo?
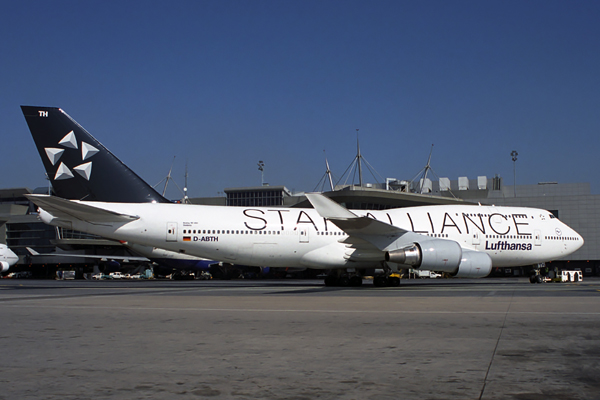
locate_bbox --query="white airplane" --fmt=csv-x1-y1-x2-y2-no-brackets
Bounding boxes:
0,244,19,273
24,193,584,286
21,106,585,286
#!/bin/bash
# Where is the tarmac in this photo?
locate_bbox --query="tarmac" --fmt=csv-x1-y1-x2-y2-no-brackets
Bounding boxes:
1,277,599,400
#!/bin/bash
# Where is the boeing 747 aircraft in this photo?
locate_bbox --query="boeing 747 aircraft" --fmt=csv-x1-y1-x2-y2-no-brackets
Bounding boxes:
21,106,584,286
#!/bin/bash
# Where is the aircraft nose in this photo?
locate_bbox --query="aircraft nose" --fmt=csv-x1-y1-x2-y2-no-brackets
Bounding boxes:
569,226,585,250
577,231,585,248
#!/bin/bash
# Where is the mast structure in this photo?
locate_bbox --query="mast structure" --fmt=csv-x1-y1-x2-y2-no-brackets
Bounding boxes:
325,157,334,192
313,151,337,192
153,156,186,201
356,129,363,187
410,144,436,193
409,144,456,198
336,129,384,189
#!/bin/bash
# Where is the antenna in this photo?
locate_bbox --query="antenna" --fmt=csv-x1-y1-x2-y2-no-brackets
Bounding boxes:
183,159,189,204
258,160,265,186
511,150,518,197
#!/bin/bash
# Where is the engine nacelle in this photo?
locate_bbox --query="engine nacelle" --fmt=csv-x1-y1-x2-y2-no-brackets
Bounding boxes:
385,239,462,273
0,261,9,273
452,249,492,278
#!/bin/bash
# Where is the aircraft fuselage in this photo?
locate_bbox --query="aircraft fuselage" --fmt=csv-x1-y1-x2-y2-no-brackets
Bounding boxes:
38,201,583,271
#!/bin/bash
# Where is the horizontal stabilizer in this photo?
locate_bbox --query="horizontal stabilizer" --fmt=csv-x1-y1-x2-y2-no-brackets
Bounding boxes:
26,194,138,224
26,246,149,262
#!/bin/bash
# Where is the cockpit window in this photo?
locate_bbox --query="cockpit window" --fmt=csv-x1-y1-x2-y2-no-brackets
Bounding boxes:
549,214,556,219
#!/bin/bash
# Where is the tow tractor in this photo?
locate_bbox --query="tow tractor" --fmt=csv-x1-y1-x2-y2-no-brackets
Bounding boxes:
529,266,582,283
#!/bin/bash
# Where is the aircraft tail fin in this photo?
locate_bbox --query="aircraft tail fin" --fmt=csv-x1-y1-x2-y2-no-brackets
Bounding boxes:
21,106,168,203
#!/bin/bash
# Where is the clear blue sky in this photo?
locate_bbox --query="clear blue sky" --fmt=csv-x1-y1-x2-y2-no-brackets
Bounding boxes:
2,0,599,199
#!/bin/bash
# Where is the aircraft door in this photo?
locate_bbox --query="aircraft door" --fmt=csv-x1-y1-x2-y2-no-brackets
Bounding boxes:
472,232,481,246
166,222,178,242
534,230,542,246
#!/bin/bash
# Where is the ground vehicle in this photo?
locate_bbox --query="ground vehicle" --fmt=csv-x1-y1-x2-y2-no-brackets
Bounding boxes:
6,271,31,279
560,270,582,282
56,270,75,280
530,269,583,283
410,269,442,279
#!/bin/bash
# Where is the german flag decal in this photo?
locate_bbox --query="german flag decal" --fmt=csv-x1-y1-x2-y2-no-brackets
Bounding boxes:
183,236,191,242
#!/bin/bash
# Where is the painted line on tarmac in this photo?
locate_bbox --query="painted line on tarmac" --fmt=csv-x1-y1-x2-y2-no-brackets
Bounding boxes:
4,303,600,316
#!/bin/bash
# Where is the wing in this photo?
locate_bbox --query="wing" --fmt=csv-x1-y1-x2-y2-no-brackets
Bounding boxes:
305,193,422,250
25,194,138,224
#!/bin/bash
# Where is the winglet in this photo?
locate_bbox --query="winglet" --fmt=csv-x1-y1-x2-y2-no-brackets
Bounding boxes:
305,193,357,219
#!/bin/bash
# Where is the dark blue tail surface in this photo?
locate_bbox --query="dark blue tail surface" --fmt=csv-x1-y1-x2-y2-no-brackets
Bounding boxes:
21,106,168,203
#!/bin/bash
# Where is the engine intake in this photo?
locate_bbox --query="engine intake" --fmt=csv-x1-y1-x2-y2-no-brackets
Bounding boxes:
384,244,421,266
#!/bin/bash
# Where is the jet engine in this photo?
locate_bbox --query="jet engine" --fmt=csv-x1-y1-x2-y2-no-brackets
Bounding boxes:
385,240,492,278
1,261,9,273
452,249,492,278
385,239,462,272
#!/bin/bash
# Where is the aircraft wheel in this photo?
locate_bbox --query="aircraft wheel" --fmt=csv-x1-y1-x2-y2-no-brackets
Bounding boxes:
324,275,338,287
529,275,537,284
373,276,388,287
349,275,362,287
388,277,400,287
535,275,543,284
338,276,350,287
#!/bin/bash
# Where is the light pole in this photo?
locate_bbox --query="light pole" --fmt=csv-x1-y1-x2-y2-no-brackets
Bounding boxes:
511,150,518,197
257,160,265,186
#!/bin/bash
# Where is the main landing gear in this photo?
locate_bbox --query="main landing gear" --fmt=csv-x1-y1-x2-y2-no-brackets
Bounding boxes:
324,272,363,287
373,275,400,287
323,265,401,288
373,262,401,287
323,273,400,287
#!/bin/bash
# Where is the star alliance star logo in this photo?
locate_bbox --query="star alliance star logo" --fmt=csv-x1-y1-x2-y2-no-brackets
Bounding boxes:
44,130,99,181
